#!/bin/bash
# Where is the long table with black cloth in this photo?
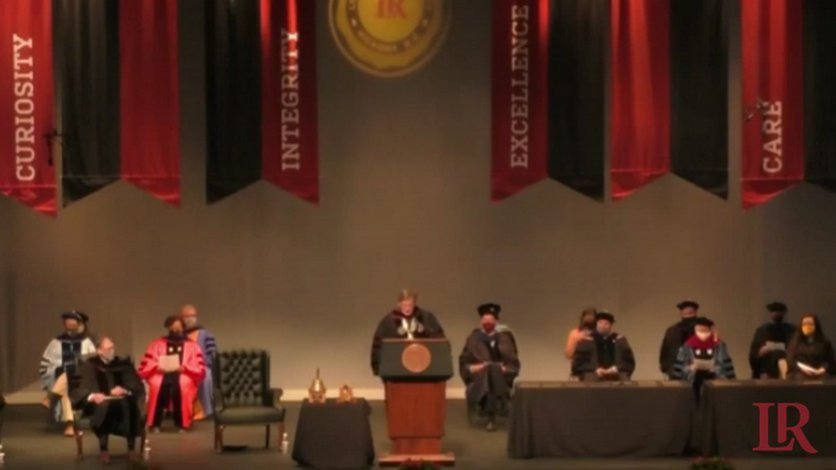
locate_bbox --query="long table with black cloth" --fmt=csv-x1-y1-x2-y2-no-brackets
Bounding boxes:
508,380,694,458
508,379,836,458
698,379,836,457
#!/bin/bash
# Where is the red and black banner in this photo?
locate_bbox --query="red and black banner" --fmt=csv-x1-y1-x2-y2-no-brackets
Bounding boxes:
490,0,548,201
741,0,804,209
207,0,318,204
56,0,180,207
547,0,607,201
670,0,728,199
803,0,836,192
610,0,670,200
0,0,56,215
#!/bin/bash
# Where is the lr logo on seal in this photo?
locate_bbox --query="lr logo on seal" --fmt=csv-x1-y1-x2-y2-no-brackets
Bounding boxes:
329,0,451,77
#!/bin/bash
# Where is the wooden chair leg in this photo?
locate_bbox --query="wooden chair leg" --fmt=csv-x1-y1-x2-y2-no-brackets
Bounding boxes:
73,423,83,460
276,422,285,451
264,425,270,449
214,424,224,453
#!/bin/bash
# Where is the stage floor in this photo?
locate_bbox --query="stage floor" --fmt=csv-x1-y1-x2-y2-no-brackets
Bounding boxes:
0,400,831,469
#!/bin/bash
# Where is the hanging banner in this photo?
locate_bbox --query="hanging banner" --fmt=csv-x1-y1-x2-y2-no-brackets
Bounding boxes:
741,0,804,209
547,0,607,201
0,0,56,215
610,0,670,201
120,0,180,205
670,0,728,199
58,0,180,207
804,0,836,192
491,0,548,201
208,0,319,204
262,0,319,204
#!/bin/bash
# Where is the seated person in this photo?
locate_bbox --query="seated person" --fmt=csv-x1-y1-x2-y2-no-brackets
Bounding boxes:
786,314,836,380
139,316,205,432
572,311,635,381
182,304,218,420
670,317,735,397
71,337,144,464
564,307,596,360
39,310,96,436
659,300,700,378
749,302,796,378
459,303,520,432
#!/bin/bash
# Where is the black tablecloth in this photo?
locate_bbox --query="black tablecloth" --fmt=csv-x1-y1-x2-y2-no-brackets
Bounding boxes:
292,399,375,469
508,380,693,458
698,379,836,457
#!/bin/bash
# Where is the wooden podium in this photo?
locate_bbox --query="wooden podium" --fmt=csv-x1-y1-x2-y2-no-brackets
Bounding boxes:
378,338,455,466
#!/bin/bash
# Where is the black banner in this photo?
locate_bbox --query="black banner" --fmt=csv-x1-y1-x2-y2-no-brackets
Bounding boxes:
804,0,836,192
205,0,262,203
547,0,607,201
670,0,728,199
56,0,120,205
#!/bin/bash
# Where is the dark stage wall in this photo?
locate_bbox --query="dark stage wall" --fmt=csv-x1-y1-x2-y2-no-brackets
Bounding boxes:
1,0,835,394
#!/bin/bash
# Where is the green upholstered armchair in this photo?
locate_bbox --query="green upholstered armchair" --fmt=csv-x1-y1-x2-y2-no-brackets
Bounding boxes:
213,349,285,452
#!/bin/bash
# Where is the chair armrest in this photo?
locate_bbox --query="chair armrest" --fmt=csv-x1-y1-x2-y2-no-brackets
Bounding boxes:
268,388,283,407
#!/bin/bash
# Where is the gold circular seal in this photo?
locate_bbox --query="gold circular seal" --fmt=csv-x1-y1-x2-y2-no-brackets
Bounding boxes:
329,0,451,78
401,343,432,373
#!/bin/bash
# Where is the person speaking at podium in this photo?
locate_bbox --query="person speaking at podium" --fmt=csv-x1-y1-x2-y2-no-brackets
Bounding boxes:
370,289,445,376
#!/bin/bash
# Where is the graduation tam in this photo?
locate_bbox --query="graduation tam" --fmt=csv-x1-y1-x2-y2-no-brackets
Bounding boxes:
677,300,700,310
61,310,87,322
694,317,715,327
477,303,502,317
766,302,788,313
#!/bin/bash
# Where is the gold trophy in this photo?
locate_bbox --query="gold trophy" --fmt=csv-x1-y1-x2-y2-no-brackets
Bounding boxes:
308,368,327,403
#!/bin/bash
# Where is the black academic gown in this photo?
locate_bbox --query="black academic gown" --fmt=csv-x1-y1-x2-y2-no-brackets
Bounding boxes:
370,308,445,376
787,337,836,380
748,321,797,378
71,356,145,439
573,332,636,381
659,318,697,375
459,329,520,406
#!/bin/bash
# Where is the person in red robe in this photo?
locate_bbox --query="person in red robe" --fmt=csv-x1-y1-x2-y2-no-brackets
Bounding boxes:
138,315,205,432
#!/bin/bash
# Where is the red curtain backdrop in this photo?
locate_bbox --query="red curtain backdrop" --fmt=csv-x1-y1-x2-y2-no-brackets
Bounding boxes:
0,0,56,215
610,0,670,201
741,0,804,209
261,0,319,204
120,0,180,205
491,0,548,201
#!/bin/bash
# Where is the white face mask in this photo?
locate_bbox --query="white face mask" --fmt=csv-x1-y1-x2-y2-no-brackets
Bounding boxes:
696,331,711,341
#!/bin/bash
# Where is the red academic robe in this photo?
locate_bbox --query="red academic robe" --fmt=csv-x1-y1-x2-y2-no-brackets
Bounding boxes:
138,337,205,429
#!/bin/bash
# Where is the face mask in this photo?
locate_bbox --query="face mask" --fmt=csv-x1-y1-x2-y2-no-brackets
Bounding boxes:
100,351,115,363
771,314,785,324
802,325,815,336
482,322,496,333
696,331,711,341
168,331,184,339
583,319,596,329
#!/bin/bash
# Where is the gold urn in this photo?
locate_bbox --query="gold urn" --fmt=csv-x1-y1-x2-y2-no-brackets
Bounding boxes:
308,368,327,403
337,384,355,403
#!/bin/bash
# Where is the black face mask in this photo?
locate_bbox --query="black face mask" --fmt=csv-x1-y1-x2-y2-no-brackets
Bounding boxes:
167,332,184,340
582,320,596,330
772,314,785,324
682,317,698,328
